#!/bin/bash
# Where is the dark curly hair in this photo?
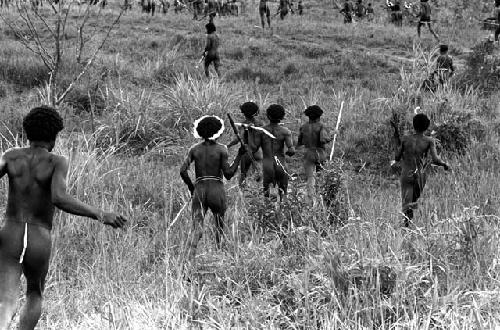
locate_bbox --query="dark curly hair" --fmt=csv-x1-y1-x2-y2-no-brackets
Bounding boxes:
23,106,64,142
196,116,223,139
304,105,323,120
266,104,285,123
413,113,430,133
240,102,259,118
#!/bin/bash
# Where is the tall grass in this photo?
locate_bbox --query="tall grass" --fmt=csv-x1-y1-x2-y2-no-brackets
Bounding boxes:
1,1,500,328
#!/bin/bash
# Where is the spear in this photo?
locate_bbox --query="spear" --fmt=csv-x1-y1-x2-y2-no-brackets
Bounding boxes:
227,113,258,165
329,101,344,161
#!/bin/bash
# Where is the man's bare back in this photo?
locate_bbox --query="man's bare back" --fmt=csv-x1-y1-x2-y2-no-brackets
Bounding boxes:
2,148,63,229
396,133,448,175
0,106,126,330
182,141,235,181
258,124,294,161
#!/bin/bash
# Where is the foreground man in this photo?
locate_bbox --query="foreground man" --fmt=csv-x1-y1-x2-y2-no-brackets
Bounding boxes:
0,106,127,330
180,115,245,260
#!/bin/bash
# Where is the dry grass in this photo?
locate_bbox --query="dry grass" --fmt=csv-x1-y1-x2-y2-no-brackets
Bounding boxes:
1,0,500,328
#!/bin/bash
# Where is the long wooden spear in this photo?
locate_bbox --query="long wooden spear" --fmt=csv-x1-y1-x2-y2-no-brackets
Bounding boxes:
329,101,344,161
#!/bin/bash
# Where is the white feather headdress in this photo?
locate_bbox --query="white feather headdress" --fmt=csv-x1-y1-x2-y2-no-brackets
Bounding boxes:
193,115,225,140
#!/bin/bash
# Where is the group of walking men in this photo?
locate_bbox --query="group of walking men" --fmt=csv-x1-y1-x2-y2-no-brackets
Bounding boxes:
179,101,450,259
341,0,438,41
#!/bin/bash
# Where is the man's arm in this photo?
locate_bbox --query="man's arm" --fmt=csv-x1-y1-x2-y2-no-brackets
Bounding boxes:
51,156,126,228
429,138,449,169
221,145,245,180
180,148,195,194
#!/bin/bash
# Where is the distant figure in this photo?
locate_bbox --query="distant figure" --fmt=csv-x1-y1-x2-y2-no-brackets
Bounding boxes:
435,44,455,84
0,106,127,330
366,3,374,21
298,0,303,15
495,0,500,42
251,105,295,201
180,115,245,260
340,0,353,23
296,105,333,198
417,0,439,40
227,102,264,187
259,0,271,28
387,0,402,26
193,0,203,19
203,22,221,78
278,0,290,19
354,0,365,19
391,113,450,226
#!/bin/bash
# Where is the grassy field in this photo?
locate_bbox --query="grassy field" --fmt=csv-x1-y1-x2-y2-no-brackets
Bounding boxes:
1,0,500,328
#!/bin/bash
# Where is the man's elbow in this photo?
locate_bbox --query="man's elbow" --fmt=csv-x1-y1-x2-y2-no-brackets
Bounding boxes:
51,192,67,208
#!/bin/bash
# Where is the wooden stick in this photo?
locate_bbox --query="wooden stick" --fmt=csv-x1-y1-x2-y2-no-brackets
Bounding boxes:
329,101,344,161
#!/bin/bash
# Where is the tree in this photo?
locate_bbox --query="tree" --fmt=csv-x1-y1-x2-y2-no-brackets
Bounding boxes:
0,0,123,106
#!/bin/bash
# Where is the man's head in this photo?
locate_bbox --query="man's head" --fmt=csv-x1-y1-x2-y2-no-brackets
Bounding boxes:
193,115,225,140
23,106,64,149
240,101,259,119
266,104,285,123
439,44,449,54
304,105,323,120
413,113,430,133
206,22,216,34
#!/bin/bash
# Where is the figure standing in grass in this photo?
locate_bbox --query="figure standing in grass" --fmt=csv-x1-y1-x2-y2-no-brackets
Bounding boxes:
0,106,127,330
434,44,455,84
391,113,450,227
227,102,263,187
366,3,374,21
278,0,290,19
297,0,303,15
340,0,353,23
296,105,333,198
251,104,295,201
494,0,500,42
203,22,221,78
417,0,438,41
259,0,271,28
180,115,245,259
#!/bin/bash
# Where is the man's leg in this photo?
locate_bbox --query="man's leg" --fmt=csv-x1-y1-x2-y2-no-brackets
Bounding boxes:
213,58,221,77
18,226,51,330
188,189,206,260
266,8,271,27
239,154,251,187
0,257,21,329
204,58,211,78
304,160,316,200
262,160,274,198
428,22,439,40
417,21,422,38
260,11,265,28
207,183,226,248
275,164,288,202
401,177,414,227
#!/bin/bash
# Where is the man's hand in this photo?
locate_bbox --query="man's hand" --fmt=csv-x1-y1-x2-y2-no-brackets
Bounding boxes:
285,150,295,157
100,212,127,229
238,145,247,156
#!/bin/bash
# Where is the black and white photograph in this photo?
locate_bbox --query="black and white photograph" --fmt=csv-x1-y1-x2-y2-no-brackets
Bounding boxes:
0,0,499,328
